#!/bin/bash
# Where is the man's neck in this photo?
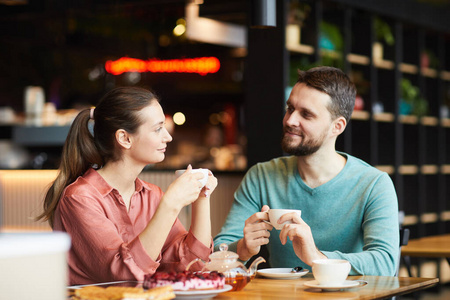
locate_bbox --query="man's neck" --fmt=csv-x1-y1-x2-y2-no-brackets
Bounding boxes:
296,150,347,189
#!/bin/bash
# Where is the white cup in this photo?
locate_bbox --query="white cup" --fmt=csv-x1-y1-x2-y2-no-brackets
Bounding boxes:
267,209,301,230
312,259,351,286
175,168,209,188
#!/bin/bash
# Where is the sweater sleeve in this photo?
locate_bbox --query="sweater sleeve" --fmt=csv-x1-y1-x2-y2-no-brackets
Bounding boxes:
321,173,400,276
214,165,262,252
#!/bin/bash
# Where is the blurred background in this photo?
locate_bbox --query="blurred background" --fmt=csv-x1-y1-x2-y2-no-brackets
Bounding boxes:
0,0,249,171
1,2,450,294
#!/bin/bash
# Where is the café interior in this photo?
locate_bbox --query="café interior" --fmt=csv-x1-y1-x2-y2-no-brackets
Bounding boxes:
1,0,450,299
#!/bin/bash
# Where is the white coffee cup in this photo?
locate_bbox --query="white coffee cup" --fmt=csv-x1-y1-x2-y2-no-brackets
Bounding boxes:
175,168,209,188
312,259,351,286
267,209,301,230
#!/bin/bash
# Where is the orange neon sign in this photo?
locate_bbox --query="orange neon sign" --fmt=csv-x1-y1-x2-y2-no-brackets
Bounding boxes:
105,57,220,76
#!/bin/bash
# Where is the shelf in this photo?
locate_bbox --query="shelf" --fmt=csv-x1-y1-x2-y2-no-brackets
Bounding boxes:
374,59,395,70
351,110,370,120
421,213,439,224
420,117,439,126
421,67,438,78
403,212,449,226
286,30,450,81
420,165,439,174
375,165,395,174
403,215,419,226
286,43,314,55
441,211,450,222
399,115,418,124
351,113,443,126
374,165,448,175
380,165,449,174
441,71,450,81
441,119,450,127
373,113,395,122
12,125,70,146
398,165,419,175
441,165,450,174
347,53,370,65
400,63,418,74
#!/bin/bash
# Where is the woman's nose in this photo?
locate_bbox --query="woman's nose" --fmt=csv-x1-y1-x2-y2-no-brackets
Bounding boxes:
164,128,173,142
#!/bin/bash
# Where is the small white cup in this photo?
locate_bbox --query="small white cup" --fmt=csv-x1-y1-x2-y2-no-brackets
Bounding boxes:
312,259,351,286
267,209,301,230
175,168,209,188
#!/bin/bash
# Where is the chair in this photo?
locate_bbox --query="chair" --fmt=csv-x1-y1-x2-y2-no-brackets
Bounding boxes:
391,227,411,300
397,227,412,277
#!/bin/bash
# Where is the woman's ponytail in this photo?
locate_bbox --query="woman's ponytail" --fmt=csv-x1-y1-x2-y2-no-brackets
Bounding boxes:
37,108,102,227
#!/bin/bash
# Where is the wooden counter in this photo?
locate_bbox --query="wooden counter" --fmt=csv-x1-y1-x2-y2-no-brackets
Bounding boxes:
214,274,438,300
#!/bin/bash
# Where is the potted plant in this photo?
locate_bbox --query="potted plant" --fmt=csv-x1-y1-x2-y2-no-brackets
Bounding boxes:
399,78,428,116
373,17,395,62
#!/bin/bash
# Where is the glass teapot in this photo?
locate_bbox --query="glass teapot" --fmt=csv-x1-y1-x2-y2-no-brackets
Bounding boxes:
186,243,266,291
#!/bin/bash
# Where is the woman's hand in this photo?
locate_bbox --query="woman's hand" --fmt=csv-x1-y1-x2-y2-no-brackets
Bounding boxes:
162,165,207,211
199,170,218,198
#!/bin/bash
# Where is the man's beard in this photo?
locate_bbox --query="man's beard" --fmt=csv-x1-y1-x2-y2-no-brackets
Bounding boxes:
281,127,324,156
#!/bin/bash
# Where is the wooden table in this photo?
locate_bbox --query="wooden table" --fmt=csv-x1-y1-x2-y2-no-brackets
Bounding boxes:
213,274,438,300
401,234,450,258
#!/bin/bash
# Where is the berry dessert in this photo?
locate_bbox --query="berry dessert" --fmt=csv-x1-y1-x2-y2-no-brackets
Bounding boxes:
143,271,225,291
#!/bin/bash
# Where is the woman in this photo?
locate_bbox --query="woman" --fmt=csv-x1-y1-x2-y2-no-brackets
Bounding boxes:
37,86,217,285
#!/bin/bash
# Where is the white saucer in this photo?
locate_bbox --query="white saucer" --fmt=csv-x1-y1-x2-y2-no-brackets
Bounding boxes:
257,268,309,279
304,280,363,291
174,284,232,299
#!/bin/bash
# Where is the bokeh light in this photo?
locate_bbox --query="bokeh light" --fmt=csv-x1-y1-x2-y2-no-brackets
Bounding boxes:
173,112,186,125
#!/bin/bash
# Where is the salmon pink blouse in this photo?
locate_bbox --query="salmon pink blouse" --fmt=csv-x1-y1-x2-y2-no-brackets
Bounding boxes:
53,168,212,285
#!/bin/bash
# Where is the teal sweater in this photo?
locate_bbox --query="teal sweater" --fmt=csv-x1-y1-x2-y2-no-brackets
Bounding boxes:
214,153,399,276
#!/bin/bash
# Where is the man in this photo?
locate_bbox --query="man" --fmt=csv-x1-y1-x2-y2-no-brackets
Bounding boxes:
214,66,399,276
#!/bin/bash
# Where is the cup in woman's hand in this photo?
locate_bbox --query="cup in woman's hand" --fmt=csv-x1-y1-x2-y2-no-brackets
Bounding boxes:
175,168,209,188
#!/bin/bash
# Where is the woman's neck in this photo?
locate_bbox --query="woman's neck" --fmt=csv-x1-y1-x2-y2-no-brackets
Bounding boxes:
97,161,142,209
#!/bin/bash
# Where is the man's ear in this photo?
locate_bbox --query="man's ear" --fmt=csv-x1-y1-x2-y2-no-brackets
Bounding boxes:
332,116,347,136
116,129,132,150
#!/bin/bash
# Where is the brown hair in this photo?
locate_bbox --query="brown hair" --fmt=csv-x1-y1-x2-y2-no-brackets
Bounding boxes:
297,66,356,123
37,86,159,227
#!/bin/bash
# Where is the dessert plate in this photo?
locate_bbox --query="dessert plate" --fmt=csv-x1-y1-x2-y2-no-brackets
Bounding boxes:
257,268,309,279
303,280,367,291
174,284,233,299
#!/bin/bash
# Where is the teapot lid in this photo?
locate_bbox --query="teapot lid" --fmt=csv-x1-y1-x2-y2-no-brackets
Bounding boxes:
209,243,239,260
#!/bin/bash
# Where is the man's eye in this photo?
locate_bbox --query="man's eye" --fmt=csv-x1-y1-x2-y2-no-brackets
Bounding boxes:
285,105,294,113
302,112,312,119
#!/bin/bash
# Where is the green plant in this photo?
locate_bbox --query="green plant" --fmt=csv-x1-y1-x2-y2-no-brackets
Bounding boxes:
320,21,343,51
374,17,395,46
400,78,428,116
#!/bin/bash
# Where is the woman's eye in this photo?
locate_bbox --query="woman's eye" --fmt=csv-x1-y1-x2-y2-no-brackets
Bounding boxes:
155,127,163,132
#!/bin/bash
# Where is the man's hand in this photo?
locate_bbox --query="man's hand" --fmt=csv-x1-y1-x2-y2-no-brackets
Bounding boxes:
237,205,272,261
277,212,327,266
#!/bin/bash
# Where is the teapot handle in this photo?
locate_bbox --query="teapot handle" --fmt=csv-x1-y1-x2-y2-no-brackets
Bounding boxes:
185,258,206,271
